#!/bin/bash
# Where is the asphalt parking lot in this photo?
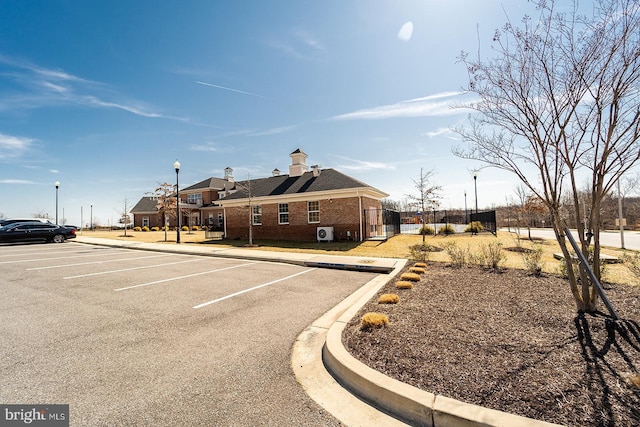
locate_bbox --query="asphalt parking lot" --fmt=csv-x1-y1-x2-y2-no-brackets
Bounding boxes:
0,241,379,426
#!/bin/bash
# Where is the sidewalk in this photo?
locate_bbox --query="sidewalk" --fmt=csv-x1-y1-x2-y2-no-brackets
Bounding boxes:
73,236,563,427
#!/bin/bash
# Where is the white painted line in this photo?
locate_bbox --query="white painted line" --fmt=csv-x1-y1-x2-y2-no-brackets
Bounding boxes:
28,254,172,271
193,268,317,309
63,258,203,279
114,262,256,292
0,247,116,258
0,251,129,265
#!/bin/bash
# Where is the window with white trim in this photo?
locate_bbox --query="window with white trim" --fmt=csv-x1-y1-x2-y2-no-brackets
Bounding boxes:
142,217,149,227
278,203,289,224
187,193,202,205
308,201,320,223
252,205,262,225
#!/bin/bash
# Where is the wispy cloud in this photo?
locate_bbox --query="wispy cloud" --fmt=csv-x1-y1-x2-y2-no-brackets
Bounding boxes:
0,54,173,120
0,133,33,159
333,156,395,172
0,179,36,184
247,125,296,137
331,91,470,121
422,127,457,138
264,29,325,60
196,81,265,98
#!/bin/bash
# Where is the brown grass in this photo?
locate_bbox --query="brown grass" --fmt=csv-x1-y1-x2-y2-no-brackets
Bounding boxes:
360,312,389,330
400,272,421,282
81,230,639,287
378,293,400,304
395,281,414,290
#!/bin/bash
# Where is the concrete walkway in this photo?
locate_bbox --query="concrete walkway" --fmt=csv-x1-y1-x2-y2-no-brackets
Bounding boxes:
73,236,563,427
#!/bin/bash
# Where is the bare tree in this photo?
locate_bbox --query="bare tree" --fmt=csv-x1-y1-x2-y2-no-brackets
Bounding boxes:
406,168,441,242
148,182,177,242
454,0,640,312
116,197,132,236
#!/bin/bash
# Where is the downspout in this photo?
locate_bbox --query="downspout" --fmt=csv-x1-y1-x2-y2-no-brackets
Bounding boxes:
358,190,363,242
223,207,227,237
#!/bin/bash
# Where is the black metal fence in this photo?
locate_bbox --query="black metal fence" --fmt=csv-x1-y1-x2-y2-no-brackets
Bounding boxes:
363,208,401,240
470,210,497,235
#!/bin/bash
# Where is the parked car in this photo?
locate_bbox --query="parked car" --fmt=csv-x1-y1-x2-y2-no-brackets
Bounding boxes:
0,222,76,244
0,218,53,227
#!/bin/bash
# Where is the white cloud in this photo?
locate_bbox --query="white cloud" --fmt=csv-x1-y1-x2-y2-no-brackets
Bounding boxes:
423,127,455,138
0,133,33,159
398,22,414,42
333,156,395,172
265,29,325,60
331,91,470,121
0,179,36,184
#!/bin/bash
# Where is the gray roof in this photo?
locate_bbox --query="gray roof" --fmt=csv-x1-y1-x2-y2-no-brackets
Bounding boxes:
131,196,158,213
222,168,375,200
182,177,234,192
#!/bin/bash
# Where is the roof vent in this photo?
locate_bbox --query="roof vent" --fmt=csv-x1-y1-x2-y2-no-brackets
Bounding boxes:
289,148,309,177
272,168,280,177
312,165,320,177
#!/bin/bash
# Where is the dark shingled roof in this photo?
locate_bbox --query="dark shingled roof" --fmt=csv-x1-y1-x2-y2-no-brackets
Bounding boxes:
182,177,234,192
131,196,158,213
222,168,373,200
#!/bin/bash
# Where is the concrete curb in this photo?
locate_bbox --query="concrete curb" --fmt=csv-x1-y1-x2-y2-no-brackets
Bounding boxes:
322,272,565,427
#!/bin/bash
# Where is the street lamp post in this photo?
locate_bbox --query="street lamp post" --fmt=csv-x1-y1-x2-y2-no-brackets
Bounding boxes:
90,203,93,231
464,190,468,224
473,171,478,214
55,181,60,225
174,160,181,244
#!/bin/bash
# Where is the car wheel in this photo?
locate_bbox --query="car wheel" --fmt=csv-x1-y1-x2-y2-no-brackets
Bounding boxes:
52,234,65,243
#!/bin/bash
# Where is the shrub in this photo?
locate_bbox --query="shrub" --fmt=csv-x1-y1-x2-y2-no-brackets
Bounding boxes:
378,293,400,304
191,225,200,231
443,242,470,268
438,224,455,235
409,267,426,274
408,243,435,263
400,272,421,282
182,226,189,231
418,225,435,235
395,281,414,289
151,226,160,231
414,262,427,268
473,242,506,270
360,312,389,330
133,226,141,232
623,252,640,278
161,226,169,231
523,245,545,276
142,226,150,232
465,221,484,233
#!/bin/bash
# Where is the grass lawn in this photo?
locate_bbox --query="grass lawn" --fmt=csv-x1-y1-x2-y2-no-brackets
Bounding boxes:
80,229,639,287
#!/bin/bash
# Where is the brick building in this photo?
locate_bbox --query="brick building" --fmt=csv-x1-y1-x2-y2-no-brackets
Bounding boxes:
132,149,389,242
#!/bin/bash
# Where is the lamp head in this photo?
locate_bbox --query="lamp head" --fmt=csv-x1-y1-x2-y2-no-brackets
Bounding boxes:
55,180,60,189
173,160,181,172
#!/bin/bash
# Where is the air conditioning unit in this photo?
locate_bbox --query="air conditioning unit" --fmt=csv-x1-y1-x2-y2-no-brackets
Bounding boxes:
317,226,334,242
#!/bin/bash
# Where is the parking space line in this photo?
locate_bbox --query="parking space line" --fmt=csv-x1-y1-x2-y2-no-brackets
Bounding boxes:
114,262,257,291
0,247,117,258
63,258,203,279
0,251,132,265
193,268,317,309
28,254,174,271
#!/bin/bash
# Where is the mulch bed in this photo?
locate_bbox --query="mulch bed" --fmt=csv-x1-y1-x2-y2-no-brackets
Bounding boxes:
342,262,640,426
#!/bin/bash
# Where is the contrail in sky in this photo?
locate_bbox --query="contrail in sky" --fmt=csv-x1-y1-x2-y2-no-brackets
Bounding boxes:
196,81,264,98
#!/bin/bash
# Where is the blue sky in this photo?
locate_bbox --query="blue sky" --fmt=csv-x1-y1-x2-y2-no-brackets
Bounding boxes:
0,0,543,226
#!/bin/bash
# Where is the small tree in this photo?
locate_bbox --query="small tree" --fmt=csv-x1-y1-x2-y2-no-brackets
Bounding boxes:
406,168,441,243
455,0,640,312
148,182,177,242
